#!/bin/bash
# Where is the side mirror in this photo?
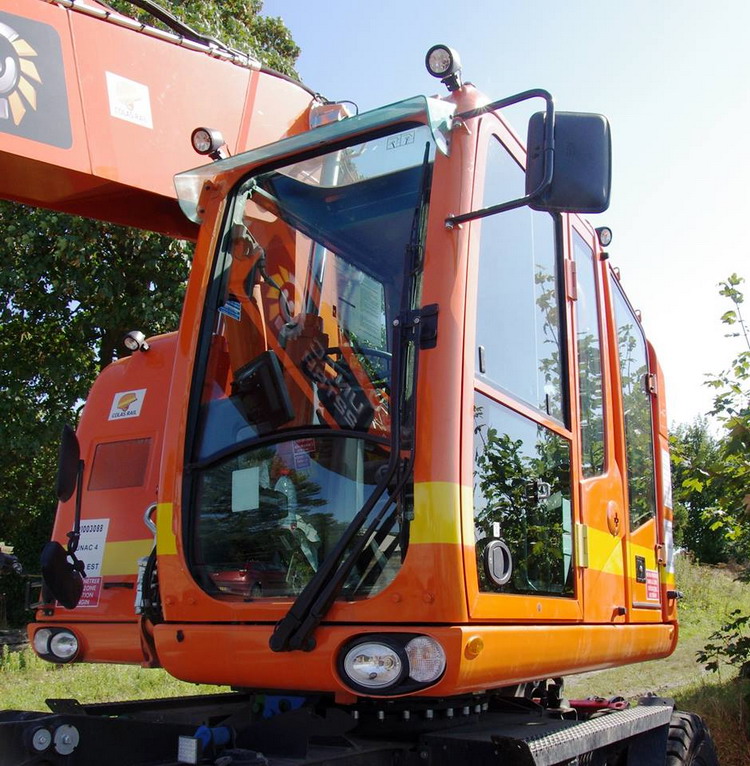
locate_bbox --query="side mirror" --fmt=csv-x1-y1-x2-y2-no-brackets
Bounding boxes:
41,541,83,610
56,424,80,503
526,111,611,214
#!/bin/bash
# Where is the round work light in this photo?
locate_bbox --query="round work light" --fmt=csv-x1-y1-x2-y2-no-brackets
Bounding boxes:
191,127,226,158
49,630,79,662
425,45,460,78
32,628,52,656
596,226,613,247
123,330,149,353
342,641,405,690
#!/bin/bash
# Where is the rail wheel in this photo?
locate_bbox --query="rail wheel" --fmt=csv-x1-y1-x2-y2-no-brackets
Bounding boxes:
666,711,719,766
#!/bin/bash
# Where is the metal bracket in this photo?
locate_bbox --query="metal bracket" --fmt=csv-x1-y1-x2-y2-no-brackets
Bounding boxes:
396,304,439,349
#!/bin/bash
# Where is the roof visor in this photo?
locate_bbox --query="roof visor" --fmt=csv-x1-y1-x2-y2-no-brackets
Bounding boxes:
174,95,455,224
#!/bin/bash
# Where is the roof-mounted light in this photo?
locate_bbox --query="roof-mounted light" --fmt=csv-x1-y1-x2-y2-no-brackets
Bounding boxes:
425,44,462,92
596,226,613,247
123,330,149,353
191,127,227,160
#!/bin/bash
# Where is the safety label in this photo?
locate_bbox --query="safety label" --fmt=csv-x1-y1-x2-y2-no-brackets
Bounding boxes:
75,518,109,608
645,569,660,601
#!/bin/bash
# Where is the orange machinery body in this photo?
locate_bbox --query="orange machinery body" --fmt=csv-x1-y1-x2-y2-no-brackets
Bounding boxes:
30,76,679,701
0,0,314,237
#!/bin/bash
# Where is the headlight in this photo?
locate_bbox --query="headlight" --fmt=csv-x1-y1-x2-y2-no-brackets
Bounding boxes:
405,636,446,683
339,634,446,695
48,630,79,662
32,628,52,655
343,642,404,690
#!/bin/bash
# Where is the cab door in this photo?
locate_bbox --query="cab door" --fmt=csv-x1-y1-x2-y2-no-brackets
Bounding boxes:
569,221,629,623
464,115,581,622
608,273,663,620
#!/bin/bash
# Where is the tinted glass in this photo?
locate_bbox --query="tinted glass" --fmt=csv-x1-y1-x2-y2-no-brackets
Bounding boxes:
611,278,656,530
194,436,400,599
190,125,434,600
474,393,574,597
573,233,605,476
476,137,563,421
88,439,151,490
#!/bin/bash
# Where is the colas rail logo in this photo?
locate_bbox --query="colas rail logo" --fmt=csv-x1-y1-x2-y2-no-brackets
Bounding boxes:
117,392,138,411
0,20,40,126
108,389,147,421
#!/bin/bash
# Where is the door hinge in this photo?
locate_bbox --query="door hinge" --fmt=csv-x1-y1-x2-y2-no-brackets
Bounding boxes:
565,259,578,301
575,523,589,569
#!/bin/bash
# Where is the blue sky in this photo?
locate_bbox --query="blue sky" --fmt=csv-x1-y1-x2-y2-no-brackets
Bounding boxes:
263,1,750,426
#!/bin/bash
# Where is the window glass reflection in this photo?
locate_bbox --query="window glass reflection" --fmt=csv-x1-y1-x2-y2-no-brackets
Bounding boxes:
473,393,574,597
573,232,605,476
611,279,656,530
476,137,563,421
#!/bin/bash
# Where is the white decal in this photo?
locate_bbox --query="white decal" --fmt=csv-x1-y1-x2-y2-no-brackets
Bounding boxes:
108,389,147,421
75,518,109,606
106,72,153,129
232,466,260,512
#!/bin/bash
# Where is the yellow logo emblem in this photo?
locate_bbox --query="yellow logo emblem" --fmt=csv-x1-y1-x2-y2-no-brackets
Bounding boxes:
0,20,40,126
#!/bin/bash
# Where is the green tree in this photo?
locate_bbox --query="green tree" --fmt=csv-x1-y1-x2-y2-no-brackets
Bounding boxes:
0,0,300,625
670,419,733,563
670,275,750,565
107,0,300,77
704,274,750,555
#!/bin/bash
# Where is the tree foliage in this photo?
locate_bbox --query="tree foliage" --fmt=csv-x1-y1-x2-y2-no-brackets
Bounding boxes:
107,0,300,77
0,1,299,625
671,274,750,564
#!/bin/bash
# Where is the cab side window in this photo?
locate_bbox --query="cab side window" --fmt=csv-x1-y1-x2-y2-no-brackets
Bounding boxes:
473,136,574,598
573,232,605,476
475,138,564,423
611,278,656,529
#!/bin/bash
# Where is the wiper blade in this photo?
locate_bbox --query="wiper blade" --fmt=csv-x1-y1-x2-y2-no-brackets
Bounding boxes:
269,318,410,653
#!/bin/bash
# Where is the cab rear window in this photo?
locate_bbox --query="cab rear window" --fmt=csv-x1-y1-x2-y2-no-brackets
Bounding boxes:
88,438,151,490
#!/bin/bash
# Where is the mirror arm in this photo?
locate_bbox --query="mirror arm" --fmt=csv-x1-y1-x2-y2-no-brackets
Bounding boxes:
66,459,84,556
447,89,555,228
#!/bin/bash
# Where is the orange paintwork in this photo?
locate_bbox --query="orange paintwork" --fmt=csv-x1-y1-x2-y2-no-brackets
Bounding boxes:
150,621,675,696
0,0,313,236
19,18,679,696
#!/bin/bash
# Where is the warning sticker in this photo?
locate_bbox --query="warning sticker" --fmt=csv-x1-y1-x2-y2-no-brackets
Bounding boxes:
645,569,660,601
108,389,146,421
75,518,109,608
78,577,102,608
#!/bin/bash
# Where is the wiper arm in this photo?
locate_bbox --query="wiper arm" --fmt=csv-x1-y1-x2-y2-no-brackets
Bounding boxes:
269,323,410,653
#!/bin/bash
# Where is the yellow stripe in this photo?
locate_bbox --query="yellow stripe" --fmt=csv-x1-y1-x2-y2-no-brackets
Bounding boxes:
586,526,625,576
626,541,658,568
410,482,465,545
156,502,178,555
571,528,664,580
101,539,153,575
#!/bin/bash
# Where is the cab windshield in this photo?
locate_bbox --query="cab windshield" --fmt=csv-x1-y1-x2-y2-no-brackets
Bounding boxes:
189,124,435,601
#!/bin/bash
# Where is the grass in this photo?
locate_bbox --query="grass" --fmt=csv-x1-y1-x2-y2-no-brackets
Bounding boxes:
0,645,227,711
1,556,749,763
676,679,750,766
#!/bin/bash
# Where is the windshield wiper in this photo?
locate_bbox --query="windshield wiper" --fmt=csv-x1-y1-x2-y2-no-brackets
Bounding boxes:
269,145,434,653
